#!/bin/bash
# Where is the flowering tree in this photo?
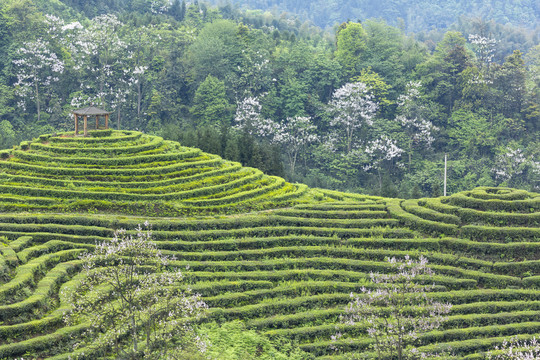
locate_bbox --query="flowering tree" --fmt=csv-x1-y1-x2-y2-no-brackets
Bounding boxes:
487,337,540,359
233,96,262,133
63,223,208,359
328,82,378,154
233,95,279,137
492,145,540,188
150,0,171,14
272,116,319,176
337,255,452,360
361,135,404,191
395,81,438,169
468,34,497,67
12,38,64,122
67,14,137,128
234,97,319,175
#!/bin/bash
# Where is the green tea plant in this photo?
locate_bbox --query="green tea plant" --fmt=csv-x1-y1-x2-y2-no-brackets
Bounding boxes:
62,223,208,359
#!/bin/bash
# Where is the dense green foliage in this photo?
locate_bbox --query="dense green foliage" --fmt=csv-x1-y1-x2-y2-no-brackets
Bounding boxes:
0,0,538,197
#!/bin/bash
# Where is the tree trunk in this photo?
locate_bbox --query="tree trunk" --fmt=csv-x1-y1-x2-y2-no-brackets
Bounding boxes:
35,80,40,123
377,168,382,193
137,80,142,115
408,138,412,171
347,126,352,154
131,315,138,353
289,150,297,177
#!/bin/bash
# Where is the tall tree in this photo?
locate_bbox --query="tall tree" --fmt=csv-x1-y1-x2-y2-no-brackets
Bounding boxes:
191,75,232,127
169,0,186,21
12,38,64,123
417,31,472,117
335,22,368,78
272,116,319,176
494,50,526,117
327,82,378,154
64,224,208,358
187,20,243,84
395,81,438,169
362,135,404,191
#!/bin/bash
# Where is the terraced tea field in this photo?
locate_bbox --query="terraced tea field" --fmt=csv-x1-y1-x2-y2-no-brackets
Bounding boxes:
0,131,539,359
0,131,309,216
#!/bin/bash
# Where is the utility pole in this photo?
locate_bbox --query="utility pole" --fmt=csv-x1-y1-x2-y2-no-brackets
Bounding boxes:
444,153,447,197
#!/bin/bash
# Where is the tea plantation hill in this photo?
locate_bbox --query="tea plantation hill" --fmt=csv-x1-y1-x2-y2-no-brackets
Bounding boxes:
0,130,313,216
0,130,539,359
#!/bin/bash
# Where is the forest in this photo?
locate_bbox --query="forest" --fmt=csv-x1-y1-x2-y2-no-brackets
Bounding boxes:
203,0,540,33
0,0,538,197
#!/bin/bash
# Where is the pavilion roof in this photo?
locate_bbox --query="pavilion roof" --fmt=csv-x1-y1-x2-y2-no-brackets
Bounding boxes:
72,106,111,116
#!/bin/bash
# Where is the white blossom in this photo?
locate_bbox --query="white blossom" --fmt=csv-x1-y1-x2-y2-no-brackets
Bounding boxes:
150,0,171,14
487,337,540,360
334,256,452,358
272,116,319,175
63,224,208,358
328,82,378,154
12,38,64,120
469,34,497,65
396,81,438,157
492,146,539,187
233,95,270,136
362,135,404,171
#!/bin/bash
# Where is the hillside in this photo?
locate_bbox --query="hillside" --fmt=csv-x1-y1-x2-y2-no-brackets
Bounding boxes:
204,0,540,32
0,131,310,216
0,131,539,359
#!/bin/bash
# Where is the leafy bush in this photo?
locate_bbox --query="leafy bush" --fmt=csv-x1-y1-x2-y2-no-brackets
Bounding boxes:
201,321,314,359
88,129,113,137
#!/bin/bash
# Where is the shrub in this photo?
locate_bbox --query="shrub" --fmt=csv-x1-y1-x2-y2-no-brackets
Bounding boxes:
201,320,314,360
88,129,113,138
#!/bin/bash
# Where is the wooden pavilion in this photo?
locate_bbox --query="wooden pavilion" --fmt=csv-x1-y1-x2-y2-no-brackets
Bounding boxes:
73,106,111,137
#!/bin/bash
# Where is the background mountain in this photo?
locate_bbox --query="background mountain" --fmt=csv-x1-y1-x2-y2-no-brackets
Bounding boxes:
205,0,540,32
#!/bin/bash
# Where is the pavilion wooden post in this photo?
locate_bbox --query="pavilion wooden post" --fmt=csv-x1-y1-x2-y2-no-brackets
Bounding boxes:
73,106,111,135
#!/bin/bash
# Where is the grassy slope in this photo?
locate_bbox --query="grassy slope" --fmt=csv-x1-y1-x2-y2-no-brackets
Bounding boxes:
0,131,539,359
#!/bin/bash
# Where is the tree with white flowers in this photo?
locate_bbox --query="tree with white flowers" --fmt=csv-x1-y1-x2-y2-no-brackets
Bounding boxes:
272,116,319,176
361,135,404,191
328,82,378,154
487,337,540,359
233,95,279,137
491,144,540,189
63,223,208,359
12,38,64,122
468,34,497,67
234,97,319,176
335,255,452,360
395,81,438,169
67,14,137,128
